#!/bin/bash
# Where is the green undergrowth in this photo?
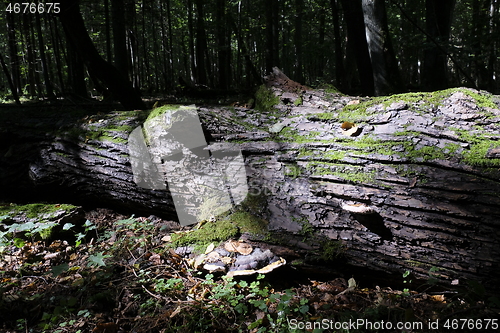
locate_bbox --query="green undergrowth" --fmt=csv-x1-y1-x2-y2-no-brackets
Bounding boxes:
0,204,83,245
0,203,77,219
1,212,498,332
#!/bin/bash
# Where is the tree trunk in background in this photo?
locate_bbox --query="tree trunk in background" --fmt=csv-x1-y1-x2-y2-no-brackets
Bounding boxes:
317,6,326,79
487,0,498,92
2,74,500,292
58,0,145,110
194,0,208,86
49,15,66,93
0,51,21,104
216,0,230,90
265,0,281,74
228,17,262,87
23,15,38,97
339,0,374,96
187,0,196,82
126,0,140,90
166,0,174,90
330,0,345,91
104,0,112,63
362,0,401,96
35,13,55,98
294,0,304,83
472,0,491,90
6,13,21,96
66,36,87,98
421,0,456,91
111,0,129,79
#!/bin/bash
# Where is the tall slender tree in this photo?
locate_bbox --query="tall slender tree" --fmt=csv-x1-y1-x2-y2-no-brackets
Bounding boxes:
35,12,54,98
294,0,304,83
362,0,401,95
58,0,145,109
216,0,231,90
6,13,21,95
0,51,20,104
421,0,456,91
339,0,374,95
111,0,129,79
330,0,346,91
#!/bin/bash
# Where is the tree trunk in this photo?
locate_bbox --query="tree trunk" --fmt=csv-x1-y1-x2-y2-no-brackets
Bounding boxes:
35,12,55,98
23,15,38,97
216,0,230,90
0,51,21,104
194,0,209,86
421,0,456,91
265,0,280,73
66,37,87,98
2,71,500,291
329,0,345,91
111,0,129,79
6,13,21,96
294,0,304,83
361,0,401,96
339,0,374,95
58,0,145,110
49,15,66,93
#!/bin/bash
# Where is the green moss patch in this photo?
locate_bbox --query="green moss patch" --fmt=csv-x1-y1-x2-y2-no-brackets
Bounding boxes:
320,239,345,261
170,219,239,251
312,87,500,123
307,161,378,184
224,211,269,237
452,128,500,166
0,203,78,219
278,127,316,144
145,104,181,122
255,85,280,112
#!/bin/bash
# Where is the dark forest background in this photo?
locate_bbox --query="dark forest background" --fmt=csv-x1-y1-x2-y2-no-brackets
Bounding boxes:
0,0,499,105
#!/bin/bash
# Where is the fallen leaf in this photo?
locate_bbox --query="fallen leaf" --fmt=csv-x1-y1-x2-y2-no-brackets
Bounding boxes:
205,251,220,261
205,243,215,254
224,240,253,255
170,306,181,318
93,322,118,333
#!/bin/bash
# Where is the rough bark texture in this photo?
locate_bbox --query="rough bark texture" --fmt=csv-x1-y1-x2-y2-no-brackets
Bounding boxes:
2,71,500,290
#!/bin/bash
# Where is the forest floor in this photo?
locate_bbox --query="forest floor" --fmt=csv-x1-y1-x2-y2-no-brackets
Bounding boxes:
0,208,498,333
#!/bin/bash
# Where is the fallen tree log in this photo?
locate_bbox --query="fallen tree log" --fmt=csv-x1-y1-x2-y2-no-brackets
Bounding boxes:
1,69,500,291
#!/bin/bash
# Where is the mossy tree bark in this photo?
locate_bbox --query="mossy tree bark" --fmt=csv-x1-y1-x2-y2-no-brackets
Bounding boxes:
2,72,500,291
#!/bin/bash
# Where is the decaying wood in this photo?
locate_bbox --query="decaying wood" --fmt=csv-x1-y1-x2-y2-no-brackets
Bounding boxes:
1,69,500,290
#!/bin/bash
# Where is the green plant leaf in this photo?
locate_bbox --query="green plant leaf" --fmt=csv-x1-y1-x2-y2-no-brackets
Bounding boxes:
62,223,75,230
51,263,69,277
13,238,25,248
88,252,110,267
